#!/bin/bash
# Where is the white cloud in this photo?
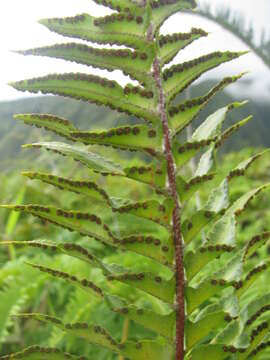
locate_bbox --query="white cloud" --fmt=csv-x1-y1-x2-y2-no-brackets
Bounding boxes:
201,0,270,35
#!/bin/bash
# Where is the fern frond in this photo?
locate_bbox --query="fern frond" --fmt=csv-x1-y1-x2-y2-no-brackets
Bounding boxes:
159,28,208,66
70,124,163,154
105,295,175,340
184,244,234,282
17,44,153,86
182,209,217,244
14,114,77,141
0,346,86,359
107,271,175,304
38,14,148,50
186,311,229,350
169,73,246,135
22,172,112,206
23,142,124,174
25,262,104,299
15,313,173,359
2,0,269,358
10,74,159,123
163,51,247,102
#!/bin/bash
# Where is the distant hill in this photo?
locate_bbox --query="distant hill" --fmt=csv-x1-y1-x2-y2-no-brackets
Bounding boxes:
0,81,269,171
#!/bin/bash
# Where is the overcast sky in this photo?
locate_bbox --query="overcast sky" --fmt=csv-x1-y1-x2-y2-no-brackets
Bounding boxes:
0,0,269,102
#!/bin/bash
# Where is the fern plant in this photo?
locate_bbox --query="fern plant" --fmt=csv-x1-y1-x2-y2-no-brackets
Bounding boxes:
1,0,270,359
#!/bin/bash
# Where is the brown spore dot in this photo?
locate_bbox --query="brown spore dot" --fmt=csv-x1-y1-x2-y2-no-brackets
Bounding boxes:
136,16,143,24
148,129,156,138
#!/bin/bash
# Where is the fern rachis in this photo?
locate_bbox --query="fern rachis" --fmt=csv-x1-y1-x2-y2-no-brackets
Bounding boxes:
0,1,270,359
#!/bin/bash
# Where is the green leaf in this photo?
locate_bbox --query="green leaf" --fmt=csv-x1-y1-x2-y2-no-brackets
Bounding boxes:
187,344,236,360
114,198,173,227
107,272,175,304
39,13,148,50
0,346,84,360
152,0,196,32
4,186,26,259
212,251,243,284
169,73,246,134
228,149,270,180
205,178,230,212
0,205,172,265
182,210,217,244
0,241,107,273
23,142,124,175
173,138,215,169
15,313,120,353
185,278,231,315
227,183,270,217
106,295,175,340
14,114,77,140
10,74,158,124
212,319,244,347
91,0,145,13
206,185,270,250
113,233,174,266
5,187,26,236
240,322,269,359
192,101,247,142
176,173,215,202
185,244,234,282
23,159,166,196
173,102,247,168
207,213,236,246
163,51,247,102
215,116,253,149
159,28,208,66
243,232,270,262
195,293,239,321
195,145,215,177
71,124,163,154
120,339,173,360
240,293,270,329
0,204,111,244
15,314,173,360
18,43,153,86
235,263,268,298
124,162,166,189
25,262,104,299
0,284,27,343
186,311,229,350
22,171,111,205
250,341,270,359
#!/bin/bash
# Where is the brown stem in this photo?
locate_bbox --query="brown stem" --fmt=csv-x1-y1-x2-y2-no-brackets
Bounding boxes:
153,58,185,359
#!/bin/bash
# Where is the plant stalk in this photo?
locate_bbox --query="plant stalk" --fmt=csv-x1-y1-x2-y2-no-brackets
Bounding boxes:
153,58,185,359
119,318,129,360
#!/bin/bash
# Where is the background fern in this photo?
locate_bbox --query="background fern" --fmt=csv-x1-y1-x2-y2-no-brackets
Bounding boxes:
0,0,269,359
190,3,270,70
